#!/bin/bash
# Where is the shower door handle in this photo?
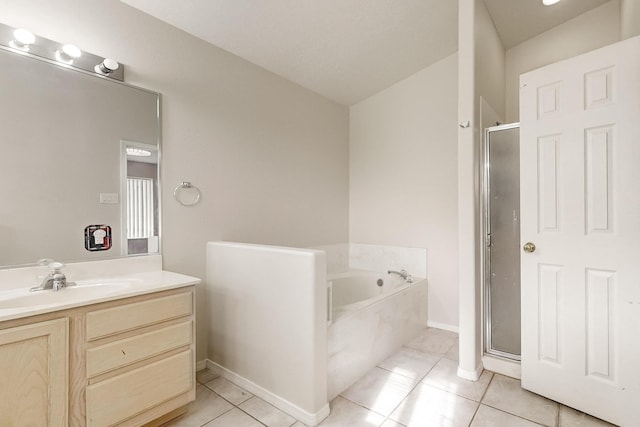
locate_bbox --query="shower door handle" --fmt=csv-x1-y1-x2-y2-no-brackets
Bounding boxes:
523,242,536,253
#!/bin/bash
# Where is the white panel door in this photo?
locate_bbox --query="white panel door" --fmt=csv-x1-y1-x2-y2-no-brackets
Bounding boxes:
520,35,640,426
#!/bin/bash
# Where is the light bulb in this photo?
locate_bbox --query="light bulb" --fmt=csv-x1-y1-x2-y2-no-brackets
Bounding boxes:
95,58,120,74
13,28,35,45
61,43,81,58
542,0,561,5
9,28,35,51
55,43,82,64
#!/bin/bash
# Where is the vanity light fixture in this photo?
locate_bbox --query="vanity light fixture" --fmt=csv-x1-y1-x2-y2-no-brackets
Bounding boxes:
542,0,561,5
0,22,124,80
55,43,82,64
126,147,152,157
95,58,120,75
9,28,35,51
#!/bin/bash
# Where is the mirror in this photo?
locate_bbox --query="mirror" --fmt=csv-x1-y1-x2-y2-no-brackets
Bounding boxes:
122,140,159,256
0,46,160,268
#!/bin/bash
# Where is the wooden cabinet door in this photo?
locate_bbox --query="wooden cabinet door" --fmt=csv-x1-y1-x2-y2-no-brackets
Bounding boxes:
0,318,68,427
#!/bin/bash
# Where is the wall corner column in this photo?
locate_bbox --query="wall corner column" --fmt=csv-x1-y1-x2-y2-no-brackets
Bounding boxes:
457,0,483,381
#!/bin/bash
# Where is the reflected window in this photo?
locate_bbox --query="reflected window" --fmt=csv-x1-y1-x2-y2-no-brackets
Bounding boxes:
122,141,159,255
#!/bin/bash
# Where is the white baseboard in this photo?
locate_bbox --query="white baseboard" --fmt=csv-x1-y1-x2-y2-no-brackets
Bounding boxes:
205,359,330,426
482,354,521,379
196,359,207,371
457,363,483,381
427,320,459,334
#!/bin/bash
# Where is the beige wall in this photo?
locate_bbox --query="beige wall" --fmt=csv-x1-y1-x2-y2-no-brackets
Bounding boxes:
475,0,506,121
621,0,640,39
349,53,459,329
3,0,350,362
505,0,621,122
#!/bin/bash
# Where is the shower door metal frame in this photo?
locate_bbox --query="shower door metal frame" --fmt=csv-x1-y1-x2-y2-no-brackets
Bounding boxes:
482,122,521,361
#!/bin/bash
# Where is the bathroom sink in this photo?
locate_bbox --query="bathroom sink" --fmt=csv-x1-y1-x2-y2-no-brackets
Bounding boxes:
73,277,142,288
0,278,141,310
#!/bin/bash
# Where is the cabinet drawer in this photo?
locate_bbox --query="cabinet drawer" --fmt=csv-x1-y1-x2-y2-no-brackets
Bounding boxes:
86,291,193,341
86,320,193,378
86,349,193,427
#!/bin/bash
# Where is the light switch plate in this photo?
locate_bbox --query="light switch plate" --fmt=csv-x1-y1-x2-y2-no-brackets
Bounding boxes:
99,193,119,204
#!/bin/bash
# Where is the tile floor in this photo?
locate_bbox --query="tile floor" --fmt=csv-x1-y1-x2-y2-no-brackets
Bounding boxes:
163,328,616,427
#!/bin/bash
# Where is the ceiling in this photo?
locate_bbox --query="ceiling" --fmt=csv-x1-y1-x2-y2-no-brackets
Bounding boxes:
483,0,610,49
121,0,612,106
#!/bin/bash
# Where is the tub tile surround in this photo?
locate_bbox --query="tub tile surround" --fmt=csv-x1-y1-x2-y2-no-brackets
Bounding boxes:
173,327,615,427
327,277,428,400
349,243,427,279
317,242,429,402
311,243,350,275
310,243,427,278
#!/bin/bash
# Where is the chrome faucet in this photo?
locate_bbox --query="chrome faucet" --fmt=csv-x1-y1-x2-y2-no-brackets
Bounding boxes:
387,269,413,284
30,262,75,292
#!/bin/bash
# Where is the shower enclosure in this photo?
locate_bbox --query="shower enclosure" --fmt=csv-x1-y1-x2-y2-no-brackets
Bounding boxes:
482,123,521,360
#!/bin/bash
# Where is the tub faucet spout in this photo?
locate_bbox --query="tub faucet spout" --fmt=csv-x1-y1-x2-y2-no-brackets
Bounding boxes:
387,269,413,284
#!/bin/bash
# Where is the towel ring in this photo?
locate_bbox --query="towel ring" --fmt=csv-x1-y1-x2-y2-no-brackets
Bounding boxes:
173,181,201,206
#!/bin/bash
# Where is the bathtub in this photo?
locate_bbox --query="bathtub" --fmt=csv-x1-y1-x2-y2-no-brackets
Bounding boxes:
206,242,428,425
329,270,408,323
327,270,428,400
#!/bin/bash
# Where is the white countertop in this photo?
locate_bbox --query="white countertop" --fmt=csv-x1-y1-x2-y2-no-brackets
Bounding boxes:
0,269,200,322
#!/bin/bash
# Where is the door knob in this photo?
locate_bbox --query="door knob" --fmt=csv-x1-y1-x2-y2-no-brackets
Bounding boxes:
523,242,536,253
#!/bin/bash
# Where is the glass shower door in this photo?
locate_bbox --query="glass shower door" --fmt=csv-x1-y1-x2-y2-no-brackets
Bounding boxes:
484,124,521,359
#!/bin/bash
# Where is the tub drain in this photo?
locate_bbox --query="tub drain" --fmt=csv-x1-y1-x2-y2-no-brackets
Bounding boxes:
377,278,384,287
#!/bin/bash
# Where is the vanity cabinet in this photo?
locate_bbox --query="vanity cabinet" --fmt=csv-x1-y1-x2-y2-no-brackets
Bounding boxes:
0,284,196,427
85,291,195,427
0,318,68,426
83,291,195,427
